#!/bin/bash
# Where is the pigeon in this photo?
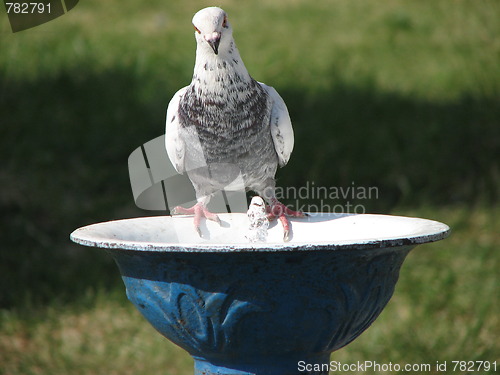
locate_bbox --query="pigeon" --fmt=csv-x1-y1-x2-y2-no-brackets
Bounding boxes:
165,6,305,241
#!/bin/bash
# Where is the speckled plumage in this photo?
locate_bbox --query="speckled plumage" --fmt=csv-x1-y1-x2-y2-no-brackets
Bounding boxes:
166,6,294,209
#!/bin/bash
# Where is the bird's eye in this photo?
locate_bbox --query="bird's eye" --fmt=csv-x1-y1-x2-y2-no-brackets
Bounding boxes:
193,25,201,34
222,16,228,28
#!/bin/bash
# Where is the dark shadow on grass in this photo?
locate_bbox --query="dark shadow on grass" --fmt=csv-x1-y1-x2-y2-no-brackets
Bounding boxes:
0,68,169,309
278,81,499,212
0,68,498,309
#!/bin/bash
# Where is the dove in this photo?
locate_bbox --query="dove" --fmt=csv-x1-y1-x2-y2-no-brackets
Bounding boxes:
165,6,305,241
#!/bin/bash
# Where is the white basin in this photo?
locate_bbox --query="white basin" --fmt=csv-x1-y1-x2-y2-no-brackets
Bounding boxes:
70,213,450,252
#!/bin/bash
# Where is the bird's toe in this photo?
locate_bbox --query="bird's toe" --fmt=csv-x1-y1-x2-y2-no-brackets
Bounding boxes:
195,225,203,238
204,211,221,225
283,229,290,242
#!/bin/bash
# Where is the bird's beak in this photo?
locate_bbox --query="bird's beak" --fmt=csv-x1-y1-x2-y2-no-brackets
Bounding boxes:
205,32,221,55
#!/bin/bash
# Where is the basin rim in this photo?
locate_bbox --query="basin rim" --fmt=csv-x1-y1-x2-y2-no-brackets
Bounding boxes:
70,213,450,253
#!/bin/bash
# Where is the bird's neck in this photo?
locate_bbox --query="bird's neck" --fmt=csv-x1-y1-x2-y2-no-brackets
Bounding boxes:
192,39,253,91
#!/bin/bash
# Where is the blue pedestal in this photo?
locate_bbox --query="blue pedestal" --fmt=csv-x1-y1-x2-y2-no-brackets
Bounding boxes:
109,248,411,375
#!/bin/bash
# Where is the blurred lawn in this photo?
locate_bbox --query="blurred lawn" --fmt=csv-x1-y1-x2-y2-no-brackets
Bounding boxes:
0,0,498,374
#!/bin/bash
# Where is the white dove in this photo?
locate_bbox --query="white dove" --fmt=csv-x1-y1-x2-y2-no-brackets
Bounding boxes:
165,6,305,241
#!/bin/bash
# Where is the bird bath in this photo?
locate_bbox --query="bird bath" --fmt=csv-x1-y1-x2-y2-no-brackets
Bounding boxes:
70,213,449,375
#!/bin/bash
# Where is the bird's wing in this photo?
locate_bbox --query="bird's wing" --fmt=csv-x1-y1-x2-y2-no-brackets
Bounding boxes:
258,82,294,167
165,86,188,174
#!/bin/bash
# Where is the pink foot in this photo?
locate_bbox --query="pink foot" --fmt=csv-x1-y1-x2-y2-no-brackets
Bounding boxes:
266,199,307,242
171,203,221,237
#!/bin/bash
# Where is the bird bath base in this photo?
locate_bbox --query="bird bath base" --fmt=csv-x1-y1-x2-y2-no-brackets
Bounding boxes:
71,213,449,375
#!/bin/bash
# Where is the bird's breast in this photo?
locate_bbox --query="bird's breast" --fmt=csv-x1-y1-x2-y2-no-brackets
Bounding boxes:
177,77,278,183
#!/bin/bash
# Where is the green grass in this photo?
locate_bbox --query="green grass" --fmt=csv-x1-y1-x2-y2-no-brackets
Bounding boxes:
0,290,193,375
1,0,499,374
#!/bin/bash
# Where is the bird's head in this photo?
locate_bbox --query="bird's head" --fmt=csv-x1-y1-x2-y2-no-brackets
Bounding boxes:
192,7,232,56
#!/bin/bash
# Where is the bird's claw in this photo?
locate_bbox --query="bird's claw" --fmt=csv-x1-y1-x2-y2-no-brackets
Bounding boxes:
266,199,306,242
170,203,221,238
204,211,221,225
195,225,203,238
171,205,194,216
283,229,290,242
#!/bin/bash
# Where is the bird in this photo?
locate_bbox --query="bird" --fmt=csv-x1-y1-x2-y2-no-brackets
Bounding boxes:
165,6,305,241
